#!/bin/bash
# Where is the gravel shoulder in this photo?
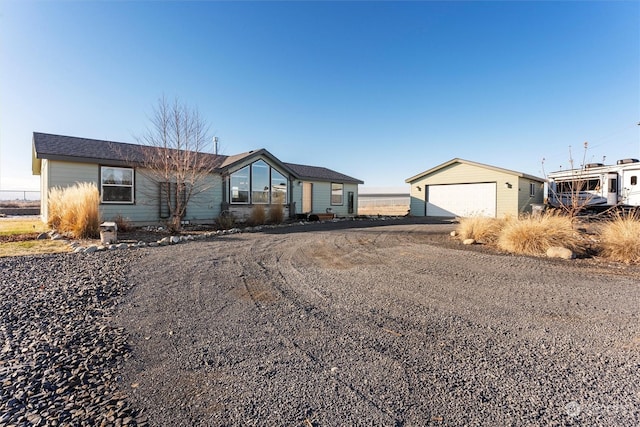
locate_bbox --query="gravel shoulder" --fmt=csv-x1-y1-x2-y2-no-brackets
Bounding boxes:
114,221,639,426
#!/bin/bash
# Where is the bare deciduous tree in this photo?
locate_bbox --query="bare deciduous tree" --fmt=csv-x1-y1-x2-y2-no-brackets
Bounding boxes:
543,142,608,217
136,96,215,232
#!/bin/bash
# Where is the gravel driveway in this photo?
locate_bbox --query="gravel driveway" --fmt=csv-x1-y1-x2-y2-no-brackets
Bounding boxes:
2,220,639,426
117,221,639,426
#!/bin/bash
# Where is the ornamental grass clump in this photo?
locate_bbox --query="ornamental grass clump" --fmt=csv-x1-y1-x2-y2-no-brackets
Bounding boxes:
497,211,582,256
598,210,640,264
247,204,266,226
268,203,285,224
46,187,65,231
48,183,100,239
456,216,504,244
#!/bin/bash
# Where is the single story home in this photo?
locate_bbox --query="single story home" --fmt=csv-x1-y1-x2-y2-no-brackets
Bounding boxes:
32,132,363,225
405,158,545,218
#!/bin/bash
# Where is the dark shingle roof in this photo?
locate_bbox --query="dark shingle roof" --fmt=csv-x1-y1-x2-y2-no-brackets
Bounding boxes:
284,162,364,184
32,132,228,168
33,132,363,184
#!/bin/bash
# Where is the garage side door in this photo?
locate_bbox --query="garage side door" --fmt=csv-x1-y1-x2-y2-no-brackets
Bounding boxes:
427,183,496,217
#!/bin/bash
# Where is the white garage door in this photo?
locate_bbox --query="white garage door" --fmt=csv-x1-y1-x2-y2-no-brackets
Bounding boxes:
427,183,496,217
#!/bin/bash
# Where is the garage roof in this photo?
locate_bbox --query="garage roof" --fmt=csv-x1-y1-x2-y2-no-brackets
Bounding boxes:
405,158,545,183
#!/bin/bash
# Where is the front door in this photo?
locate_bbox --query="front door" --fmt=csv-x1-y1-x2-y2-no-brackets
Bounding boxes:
348,191,354,214
302,182,313,213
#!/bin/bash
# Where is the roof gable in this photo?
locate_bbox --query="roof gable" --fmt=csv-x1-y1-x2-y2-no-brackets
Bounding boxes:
217,148,297,177
405,158,544,183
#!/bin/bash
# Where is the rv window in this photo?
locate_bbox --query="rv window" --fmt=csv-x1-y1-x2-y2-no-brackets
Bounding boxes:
556,178,600,193
632,176,637,186
608,178,617,193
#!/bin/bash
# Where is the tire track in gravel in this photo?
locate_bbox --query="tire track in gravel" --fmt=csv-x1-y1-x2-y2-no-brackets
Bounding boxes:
117,223,640,426
265,228,441,423
233,235,406,425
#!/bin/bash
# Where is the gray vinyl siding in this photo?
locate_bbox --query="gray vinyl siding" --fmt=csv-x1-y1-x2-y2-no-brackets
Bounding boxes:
100,171,158,224
302,181,358,217
49,160,99,188
517,178,544,214
43,160,99,223
46,160,223,225
101,170,222,225
409,188,426,217
40,159,50,222
291,180,303,216
186,175,223,221
39,150,360,224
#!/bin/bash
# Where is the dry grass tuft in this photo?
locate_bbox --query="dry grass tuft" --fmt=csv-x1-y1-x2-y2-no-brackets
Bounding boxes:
48,183,100,239
268,203,285,224
247,204,266,226
47,187,65,231
456,216,504,244
497,211,581,256
112,213,133,232
598,210,640,264
216,211,235,230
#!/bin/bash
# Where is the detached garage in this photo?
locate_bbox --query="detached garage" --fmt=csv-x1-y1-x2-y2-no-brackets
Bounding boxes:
405,158,545,218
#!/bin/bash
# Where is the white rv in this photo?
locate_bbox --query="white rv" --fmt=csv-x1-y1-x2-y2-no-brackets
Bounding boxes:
547,158,640,210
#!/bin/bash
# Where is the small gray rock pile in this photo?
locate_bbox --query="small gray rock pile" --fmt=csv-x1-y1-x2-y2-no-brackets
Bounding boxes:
0,250,147,426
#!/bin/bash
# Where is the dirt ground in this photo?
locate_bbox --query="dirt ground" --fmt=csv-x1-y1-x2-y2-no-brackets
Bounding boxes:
115,219,640,426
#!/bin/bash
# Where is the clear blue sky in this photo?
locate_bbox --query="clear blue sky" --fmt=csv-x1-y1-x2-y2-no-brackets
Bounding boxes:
1,1,638,193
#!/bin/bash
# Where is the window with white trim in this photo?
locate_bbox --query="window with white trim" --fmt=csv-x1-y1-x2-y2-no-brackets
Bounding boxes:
331,183,343,205
529,183,536,197
101,166,134,203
